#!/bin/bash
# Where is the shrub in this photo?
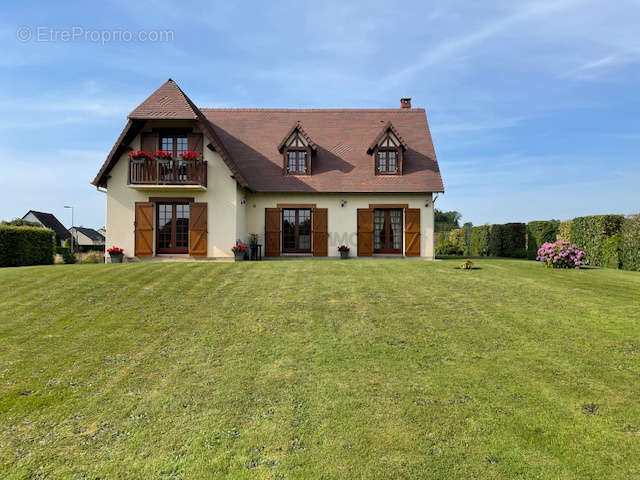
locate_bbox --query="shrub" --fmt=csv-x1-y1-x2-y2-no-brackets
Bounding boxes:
81,254,103,264
537,241,585,269
488,224,504,257
502,223,527,258
601,234,622,269
470,225,490,256
570,215,624,266
557,220,572,242
435,230,464,255
621,215,640,271
448,228,468,255
460,259,474,270
0,226,55,267
526,220,560,260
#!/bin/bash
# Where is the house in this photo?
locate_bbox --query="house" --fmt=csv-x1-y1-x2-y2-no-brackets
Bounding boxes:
22,210,71,246
92,79,444,259
97,227,106,238
69,227,105,247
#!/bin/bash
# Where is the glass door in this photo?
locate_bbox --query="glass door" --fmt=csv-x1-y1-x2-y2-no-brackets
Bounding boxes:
156,203,190,254
282,208,312,253
373,209,402,253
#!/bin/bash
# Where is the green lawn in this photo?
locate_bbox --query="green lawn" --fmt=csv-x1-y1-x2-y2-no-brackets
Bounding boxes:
1,260,639,479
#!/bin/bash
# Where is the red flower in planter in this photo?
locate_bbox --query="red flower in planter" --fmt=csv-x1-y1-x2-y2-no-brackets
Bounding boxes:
231,242,246,254
153,150,172,159
128,150,151,160
179,150,198,161
107,246,124,255
337,245,350,252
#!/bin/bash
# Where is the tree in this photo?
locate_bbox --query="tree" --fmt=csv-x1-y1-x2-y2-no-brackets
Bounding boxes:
1,218,41,227
434,209,462,231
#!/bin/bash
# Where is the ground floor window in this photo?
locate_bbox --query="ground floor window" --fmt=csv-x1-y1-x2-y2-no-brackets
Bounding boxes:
157,202,190,253
282,208,311,253
374,208,402,253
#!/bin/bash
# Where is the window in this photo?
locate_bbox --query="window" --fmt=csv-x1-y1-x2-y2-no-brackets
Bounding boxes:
287,150,307,174
159,135,189,181
377,149,398,174
282,208,311,252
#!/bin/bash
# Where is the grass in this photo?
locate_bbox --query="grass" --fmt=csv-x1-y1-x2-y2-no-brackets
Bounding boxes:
1,259,639,479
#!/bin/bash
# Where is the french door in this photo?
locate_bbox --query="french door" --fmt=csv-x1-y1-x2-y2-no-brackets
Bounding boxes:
282,208,312,253
156,202,190,254
374,209,402,253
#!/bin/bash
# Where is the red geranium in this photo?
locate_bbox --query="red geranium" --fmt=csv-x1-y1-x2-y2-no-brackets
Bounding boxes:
107,246,124,255
337,245,350,252
128,150,151,160
154,150,172,159
179,150,198,161
231,242,246,254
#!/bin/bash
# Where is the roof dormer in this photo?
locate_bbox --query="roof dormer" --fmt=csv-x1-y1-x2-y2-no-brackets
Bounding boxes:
278,121,317,175
367,122,408,175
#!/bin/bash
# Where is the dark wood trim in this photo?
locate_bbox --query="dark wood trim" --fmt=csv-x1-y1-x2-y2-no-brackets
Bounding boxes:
155,201,191,254
151,127,194,135
369,203,408,209
149,197,195,203
277,203,317,208
283,145,311,175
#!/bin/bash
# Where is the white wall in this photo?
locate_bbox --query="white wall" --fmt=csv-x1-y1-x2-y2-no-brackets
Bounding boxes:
105,123,239,258
244,192,434,258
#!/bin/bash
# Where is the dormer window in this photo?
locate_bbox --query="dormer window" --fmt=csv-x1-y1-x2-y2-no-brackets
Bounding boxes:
367,122,408,176
278,121,317,176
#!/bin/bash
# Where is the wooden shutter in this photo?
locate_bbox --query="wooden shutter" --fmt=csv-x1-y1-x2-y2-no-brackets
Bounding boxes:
188,133,203,158
312,208,328,257
189,202,208,257
265,208,281,257
140,132,158,152
404,208,421,257
134,202,154,257
357,208,374,256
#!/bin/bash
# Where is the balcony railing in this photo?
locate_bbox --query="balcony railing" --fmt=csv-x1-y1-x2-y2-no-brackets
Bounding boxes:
128,157,207,187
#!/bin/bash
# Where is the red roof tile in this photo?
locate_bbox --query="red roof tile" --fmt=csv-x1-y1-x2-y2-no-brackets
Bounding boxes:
94,80,444,193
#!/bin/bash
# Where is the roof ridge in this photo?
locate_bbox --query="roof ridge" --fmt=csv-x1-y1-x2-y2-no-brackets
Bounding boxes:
200,108,426,113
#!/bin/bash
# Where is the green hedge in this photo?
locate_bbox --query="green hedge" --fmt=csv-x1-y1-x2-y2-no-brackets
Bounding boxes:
569,215,624,266
488,224,504,256
435,228,467,256
601,234,622,269
621,215,640,271
526,220,560,259
470,225,490,256
502,223,527,258
0,226,55,267
557,220,571,242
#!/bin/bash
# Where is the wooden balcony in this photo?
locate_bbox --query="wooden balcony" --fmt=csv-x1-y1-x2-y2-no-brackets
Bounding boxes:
128,157,207,189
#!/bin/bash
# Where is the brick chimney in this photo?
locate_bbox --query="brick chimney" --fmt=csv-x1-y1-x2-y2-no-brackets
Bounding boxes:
400,98,412,109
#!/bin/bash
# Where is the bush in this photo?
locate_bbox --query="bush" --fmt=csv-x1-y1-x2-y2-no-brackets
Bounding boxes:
557,220,571,242
470,225,490,256
621,215,640,271
527,220,560,260
435,229,465,255
502,223,527,258
601,234,622,269
570,215,624,266
488,224,504,257
537,241,585,269
81,254,103,264
0,226,55,267
448,228,468,255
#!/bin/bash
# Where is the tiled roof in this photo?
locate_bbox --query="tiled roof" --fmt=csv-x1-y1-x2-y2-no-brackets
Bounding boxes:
202,109,443,193
72,227,105,242
23,211,71,240
93,79,444,193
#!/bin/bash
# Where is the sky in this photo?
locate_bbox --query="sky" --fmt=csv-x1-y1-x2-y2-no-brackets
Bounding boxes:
0,0,639,228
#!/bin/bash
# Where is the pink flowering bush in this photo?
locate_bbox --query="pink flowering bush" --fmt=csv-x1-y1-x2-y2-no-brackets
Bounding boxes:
537,241,585,269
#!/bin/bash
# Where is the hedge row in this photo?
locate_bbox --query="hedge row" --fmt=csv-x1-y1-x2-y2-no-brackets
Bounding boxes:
435,227,467,255
620,215,640,271
569,215,624,266
526,221,560,259
0,226,55,267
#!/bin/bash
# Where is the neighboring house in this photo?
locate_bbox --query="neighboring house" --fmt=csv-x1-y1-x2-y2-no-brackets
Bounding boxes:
92,79,444,259
22,210,71,246
97,227,106,238
69,227,106,247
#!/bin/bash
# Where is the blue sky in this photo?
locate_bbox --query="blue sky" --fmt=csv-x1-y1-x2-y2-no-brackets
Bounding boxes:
1,0,639,229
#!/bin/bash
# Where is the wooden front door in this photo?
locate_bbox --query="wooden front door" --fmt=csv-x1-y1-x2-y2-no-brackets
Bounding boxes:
373,209,403,254
282,208,312,253
156,202,190,254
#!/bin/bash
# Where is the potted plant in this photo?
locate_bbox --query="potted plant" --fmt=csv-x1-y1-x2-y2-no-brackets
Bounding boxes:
337,245,350,259
231,242,246,261
107,246,124,263
248,233,260,260
178,150,198,162
127,150,151,163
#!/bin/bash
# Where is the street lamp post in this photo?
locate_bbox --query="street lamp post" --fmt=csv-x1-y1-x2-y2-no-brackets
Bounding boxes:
64,205,74,252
